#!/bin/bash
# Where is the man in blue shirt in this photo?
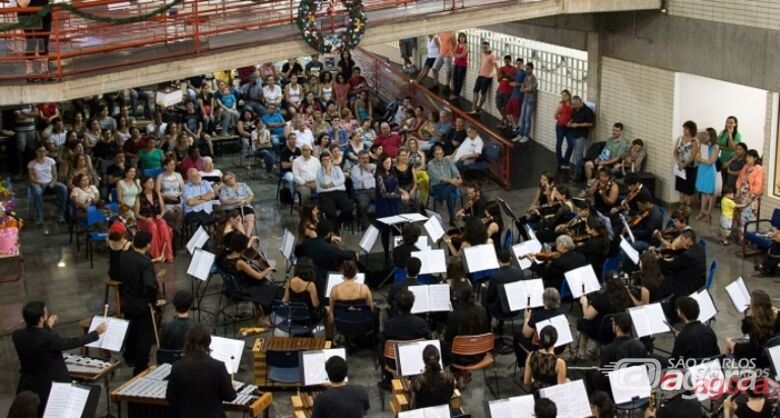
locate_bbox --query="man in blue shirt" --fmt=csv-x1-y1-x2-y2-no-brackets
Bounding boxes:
261,103,286,148
182,168,216,227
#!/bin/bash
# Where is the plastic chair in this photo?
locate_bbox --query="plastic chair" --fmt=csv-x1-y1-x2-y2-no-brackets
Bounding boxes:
698,238,708,255
332,302,377,351
85,206,110,269
450,333,499,398
271,300,317,337
215,269,256,335
601,257,621,283
502,229,513,251
596,314,616,345
744,209,780,256
266,349,302,384
705,260,717,290
615,397,650,416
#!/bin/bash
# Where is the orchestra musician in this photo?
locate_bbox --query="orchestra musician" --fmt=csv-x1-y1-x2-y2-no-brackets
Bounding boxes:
311,356,370,418
554,198,591,240
295,219,357,292
581,167,620,216
444,217,493,257
13,301,107,416
669,296,719,364
517,172,557,239
652,205,691,249
656,229,706,297
535,186,575,243
531,234,588,290
455,183,486,223
610,172,652,217
629,252,668,306
624,194,664,253
166,324,237,418
573,217,611,279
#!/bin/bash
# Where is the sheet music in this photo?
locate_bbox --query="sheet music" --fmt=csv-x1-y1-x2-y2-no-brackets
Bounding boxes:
359,225,379,252
186,226,209,255
620,214,636,243
535,314,573,348
504,279,544,311
539,379,592,418
690,289,718,323
411,249,447,275
85,316,128,352
409,284,452,314
525,225,537,241
511,239,542,270
608,365,651,404
325,273,366,297
398,405,451,418
409,285,430,315
619,236,639,264
378,215,408,225
687,359,724,400
400,213,428,222
44,383,90,418
396,340,442,376
424,217,446,243
487,395,535,418
564,265,601,298
768,345,780,380
628,303,670,337
393,236,429,251
463,244,500,273
301,348,346,386
280,229,295,261
187,248,215,281
673,164,687,180
725,276,751,313
210,336,245,374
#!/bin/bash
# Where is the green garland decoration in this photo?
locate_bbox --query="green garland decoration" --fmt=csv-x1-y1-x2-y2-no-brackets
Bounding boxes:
0,0,184,34
297,0,366,53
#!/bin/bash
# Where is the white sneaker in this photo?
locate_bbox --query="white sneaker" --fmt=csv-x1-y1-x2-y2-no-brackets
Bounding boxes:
518,136,530,143
512,134,523,143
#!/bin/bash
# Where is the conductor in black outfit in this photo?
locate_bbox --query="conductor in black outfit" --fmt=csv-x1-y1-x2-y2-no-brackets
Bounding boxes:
13,301,107,417
119,230,160,375
166,324,237,418
311,356,370,418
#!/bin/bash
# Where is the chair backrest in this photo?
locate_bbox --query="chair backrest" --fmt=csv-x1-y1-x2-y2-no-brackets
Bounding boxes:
219,270,243,295
705,260,717,290
266,349,302,368
451,333,494,356
657,206,666,222
144,168,164,179
482,142,502,161
272,300,312,322
333,302,374,337
393,267,406,284
502,229,513,251
698,238,708,254
771,209,780,228
598,314,616,344
601,257,621,283
86,205,108,227
559,280,572,300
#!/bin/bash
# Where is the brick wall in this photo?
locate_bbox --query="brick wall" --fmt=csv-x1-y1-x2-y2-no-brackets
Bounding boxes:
668,0,780,31
597,57,676,203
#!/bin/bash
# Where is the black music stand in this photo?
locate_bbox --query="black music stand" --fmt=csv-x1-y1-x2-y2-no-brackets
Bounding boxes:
497,197,519,243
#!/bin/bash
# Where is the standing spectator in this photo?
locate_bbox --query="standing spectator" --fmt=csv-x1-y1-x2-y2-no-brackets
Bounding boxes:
723,142,747,191
696,128,719,223
415,34,440,83
512,62,538,143
28,145,67,225
400,37,418,73
567,96,595,182
718,116,741,191
427,144,462,226
450,33,469,102
727,149,764,245
375,153,404,258
437,31,456,91
495,55,516,128
14,104,39,174
673,120,700,207
553,89,573,169
17,0,51,75
469,41,497,115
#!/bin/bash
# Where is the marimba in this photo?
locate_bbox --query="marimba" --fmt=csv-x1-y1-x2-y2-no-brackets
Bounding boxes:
110,364,273,418
251,336,330,388
65,353,121,416
390,378,462,416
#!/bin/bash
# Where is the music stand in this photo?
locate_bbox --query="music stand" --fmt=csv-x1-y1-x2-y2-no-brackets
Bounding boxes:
497,197,519,243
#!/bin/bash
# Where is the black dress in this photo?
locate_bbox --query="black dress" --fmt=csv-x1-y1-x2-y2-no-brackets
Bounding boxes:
289,282,324,323
218,256,281,315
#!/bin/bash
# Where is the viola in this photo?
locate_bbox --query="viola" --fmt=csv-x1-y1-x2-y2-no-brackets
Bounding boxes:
534,251,561,262
242,241,272,272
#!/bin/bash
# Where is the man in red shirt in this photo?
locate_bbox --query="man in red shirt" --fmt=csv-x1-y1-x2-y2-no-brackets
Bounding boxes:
496,55,516,128
374,122,402,157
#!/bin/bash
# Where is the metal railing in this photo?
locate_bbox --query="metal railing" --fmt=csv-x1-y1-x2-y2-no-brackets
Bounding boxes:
0,0,523,81
353,47,514,189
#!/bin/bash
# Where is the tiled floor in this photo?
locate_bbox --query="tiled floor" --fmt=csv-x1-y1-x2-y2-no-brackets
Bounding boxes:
0,150,774,417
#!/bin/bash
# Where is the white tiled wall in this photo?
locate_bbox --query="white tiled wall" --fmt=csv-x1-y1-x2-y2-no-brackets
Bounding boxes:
596,57,676,202
668,0,780,31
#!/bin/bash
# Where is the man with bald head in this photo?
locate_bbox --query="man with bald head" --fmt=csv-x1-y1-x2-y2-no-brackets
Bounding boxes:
374,122,402,158
182,168,216,227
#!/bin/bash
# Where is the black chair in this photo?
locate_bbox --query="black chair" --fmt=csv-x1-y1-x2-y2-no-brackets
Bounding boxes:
463,141,502,182
266,349,302,385
332,302,377,351
215,269,256,335
597,314,617,345
271,300,318,337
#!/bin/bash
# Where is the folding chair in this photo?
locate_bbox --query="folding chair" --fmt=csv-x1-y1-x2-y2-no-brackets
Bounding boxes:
450,333,499,398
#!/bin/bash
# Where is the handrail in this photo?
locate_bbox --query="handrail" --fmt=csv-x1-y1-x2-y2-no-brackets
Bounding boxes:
353,47,513,189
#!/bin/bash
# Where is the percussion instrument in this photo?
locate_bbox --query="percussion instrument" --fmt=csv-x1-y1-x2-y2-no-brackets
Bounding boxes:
111,364,273,418
290,391,322,418
252,337,330,388
390,378,462,416
64,353,120,381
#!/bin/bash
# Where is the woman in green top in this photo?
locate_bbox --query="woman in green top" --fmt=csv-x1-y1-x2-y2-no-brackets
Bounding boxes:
138,137,165,171
718,116,741,188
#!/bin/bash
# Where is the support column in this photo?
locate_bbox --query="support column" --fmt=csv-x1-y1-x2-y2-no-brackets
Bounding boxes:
586,31,601,108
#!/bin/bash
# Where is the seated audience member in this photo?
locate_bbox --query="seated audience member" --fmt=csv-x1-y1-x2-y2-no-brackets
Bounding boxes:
282,257,324,325
219,171,255,236
670,296,719,364
410,345,456,409
627,193,665,253
293,143,321,203
262,103,286,147
218,233,279,327
629,252,667,306
444,285,490,366
166,325,237,418
199,157,223,187
589,391,616,418
316,151,353,233
117,167,140,220
386,258,424,316
182,168,216,227
106,150,128,191
614,138,646,176
535,398,557,418
725,289,780,368
536,234,588,290
122,127,146,165
428,144,462,226
723,384,773,418
584,122,627,182
592,312,646,392
279,133,301,190
483,249,522,329
70,173,100,214
159,290,195,353
523,326,567,391
374,122,402,158
451,126,483,172
311,356,370,418
327,260,372,337
295,219,356,290
658,229,706,297
180,146,205,174
431,111,454,151
577,277,632,359
350,150,376,229
135,175,174,263
514,288,563,365
28,145,68,225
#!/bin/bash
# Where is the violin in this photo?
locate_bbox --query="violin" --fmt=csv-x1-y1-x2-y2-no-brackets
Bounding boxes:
597,180,613,197
656,225,682,241
538,201,562,217
628,210,650,228
242,239,273,272
533,251,561,262
572,232,594,243
557,216,587,237
618,185,642,212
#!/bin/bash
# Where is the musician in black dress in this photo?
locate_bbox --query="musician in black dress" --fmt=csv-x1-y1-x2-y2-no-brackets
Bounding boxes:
574,217,610,279
517,172,556,239
282,257,324,325
166,324,237,418
218,232,280,328
581,167,619,216
13,301,107,417
455,182,487,223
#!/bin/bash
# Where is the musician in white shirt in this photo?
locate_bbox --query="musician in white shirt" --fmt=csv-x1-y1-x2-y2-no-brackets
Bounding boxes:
452,126,483,171
292,143,321,203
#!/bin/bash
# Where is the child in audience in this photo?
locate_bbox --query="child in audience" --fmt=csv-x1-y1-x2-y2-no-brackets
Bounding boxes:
720,186,736,239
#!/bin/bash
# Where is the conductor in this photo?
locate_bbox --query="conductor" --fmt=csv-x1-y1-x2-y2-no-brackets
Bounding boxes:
13,301,107,417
